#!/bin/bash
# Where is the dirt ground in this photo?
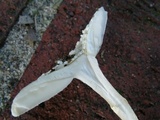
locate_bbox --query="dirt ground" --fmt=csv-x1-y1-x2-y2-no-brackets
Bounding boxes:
0,0,28,47
1,0,160,120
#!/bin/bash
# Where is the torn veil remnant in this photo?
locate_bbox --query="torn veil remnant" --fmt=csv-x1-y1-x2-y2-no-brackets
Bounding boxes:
11,7,138,120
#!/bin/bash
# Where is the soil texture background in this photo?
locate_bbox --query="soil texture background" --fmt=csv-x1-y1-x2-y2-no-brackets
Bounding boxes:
1,0,160,120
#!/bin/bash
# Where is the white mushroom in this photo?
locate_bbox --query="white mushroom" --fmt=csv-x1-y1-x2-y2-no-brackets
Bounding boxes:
11,7,138,120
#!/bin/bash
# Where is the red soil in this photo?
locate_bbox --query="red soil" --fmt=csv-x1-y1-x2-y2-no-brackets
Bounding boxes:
0,0,28,47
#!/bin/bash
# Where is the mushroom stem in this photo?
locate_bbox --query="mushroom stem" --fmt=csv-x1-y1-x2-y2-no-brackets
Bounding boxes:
75,55,138,120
